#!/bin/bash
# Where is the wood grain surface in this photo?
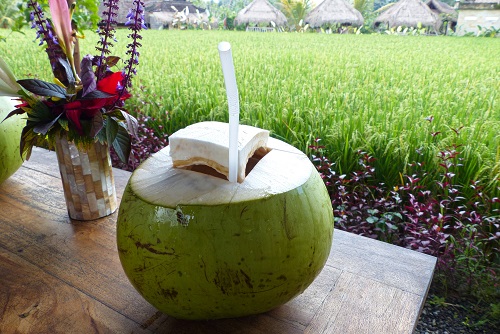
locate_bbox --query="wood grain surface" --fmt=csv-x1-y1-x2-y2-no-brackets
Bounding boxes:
0,147,436,333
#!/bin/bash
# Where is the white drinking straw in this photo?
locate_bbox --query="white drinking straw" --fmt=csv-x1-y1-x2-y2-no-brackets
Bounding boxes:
218,41,240,183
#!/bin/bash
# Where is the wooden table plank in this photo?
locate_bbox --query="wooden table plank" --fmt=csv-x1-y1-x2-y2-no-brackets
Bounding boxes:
327,230,436,295
0,168,162,326
0,147,436,333
0,247,150,334
305,271,422,334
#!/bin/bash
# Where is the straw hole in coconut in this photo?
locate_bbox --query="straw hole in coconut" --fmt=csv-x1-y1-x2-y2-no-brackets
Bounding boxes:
183,147,271,181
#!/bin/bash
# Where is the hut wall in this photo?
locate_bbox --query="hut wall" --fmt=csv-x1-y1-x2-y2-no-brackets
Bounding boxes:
456,1,500,35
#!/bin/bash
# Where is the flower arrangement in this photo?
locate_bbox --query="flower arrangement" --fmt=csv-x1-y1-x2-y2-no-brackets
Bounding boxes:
1,0,146,162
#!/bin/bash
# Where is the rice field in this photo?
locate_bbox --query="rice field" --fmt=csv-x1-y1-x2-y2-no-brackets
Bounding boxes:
1,29,500,198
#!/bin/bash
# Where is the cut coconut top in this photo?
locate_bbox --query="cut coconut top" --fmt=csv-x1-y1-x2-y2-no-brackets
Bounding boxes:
130,135,313,207
169,122,269,183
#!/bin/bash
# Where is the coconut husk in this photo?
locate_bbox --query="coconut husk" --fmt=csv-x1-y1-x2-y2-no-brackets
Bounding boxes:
374,0,440,29
234,0,288,26
305,0,364,28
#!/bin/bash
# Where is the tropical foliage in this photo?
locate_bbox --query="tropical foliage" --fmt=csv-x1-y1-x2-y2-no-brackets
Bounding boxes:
353,0,374,17
278,0,312,31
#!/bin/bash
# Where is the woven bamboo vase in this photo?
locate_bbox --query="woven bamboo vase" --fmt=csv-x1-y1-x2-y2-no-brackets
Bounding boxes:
54,134,117,220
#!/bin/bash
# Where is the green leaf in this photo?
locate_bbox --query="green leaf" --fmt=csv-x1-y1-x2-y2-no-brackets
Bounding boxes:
17,79,67,99
33,112,62,135
80,89,113,100
2,108,25,123
387,223,398,230
111,124,131,164
53,57,75,89
26,101,53,121
90,112,104,138
20,126,38,161
96,120,107,144
58,118,69,131
119,110,138,139
366,216,378,224
105,56,121,68
106,117,119,148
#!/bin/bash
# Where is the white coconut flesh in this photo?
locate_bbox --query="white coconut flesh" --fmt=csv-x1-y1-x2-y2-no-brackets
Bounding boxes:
169,121,270,183
131,122,313,207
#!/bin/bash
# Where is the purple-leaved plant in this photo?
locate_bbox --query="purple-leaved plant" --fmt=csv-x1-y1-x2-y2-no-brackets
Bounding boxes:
111,114,168,171
309,136,499,299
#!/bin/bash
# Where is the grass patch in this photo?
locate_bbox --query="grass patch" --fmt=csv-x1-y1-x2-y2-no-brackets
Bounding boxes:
2,29,500,200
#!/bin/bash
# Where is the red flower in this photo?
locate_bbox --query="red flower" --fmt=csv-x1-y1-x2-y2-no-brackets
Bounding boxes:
64,71,131,135
14,100,30,109
64,99,107,135
97,71,131,101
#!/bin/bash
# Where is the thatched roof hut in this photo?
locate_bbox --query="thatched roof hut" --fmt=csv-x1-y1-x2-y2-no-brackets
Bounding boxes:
145,1,209,29
374,0,440,29
426,0,458,22
234,0,288,26
98,1,209,28
305,0,364,28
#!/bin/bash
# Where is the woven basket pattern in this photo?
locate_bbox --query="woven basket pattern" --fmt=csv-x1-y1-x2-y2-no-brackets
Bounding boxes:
55,135,117,220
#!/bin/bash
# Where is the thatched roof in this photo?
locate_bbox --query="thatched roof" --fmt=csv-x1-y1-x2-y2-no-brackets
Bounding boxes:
426,0,457,22
234,0,288,26
374,0,439,28
305,0,364,27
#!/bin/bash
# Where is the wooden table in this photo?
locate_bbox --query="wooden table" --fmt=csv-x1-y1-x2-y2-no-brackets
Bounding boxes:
0,147,436,334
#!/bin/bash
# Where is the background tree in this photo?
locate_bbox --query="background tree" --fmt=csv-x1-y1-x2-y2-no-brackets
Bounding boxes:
0,0,19,29
2,0,100,33
192,0,251,28
70,0,100,30
353,0,374,17
279,0,311,31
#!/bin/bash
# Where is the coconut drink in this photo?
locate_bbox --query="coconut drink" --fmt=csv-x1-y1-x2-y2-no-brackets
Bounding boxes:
116,121,334,320
117,42,333,320
0,96,24,184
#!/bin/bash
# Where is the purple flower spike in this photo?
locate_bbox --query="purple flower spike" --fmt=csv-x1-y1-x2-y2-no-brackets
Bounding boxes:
28,0,66,73
120,0,146,94
95,0,120,81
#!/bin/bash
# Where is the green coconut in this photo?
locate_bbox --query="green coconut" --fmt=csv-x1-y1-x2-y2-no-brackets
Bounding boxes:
117,122,334,320
0,96,24,184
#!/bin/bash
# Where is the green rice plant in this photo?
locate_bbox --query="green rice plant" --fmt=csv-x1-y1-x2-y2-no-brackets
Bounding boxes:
1,29,499,201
